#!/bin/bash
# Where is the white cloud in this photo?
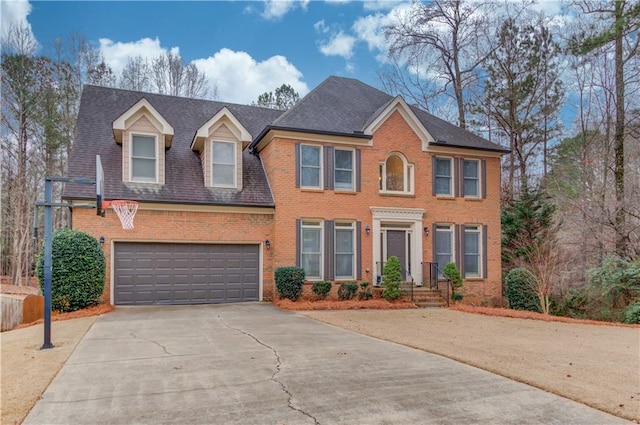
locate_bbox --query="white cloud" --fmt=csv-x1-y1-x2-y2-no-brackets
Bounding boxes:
352,3,411,60
314,19,328,33
1,0,37,48
98,37,177,75
192,48,309,104
262,0,309,20
363,0,406,11
319,31,357,59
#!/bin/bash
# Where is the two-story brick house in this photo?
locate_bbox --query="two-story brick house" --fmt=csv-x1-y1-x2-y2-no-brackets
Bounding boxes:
64,76,508,306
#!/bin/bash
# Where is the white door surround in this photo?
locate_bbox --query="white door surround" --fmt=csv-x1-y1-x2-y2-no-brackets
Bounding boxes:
370,207,425,286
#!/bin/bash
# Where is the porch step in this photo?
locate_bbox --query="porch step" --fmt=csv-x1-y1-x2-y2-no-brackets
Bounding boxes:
404,287,448,307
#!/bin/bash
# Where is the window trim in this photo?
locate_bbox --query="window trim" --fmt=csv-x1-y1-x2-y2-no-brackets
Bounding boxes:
462,158,481,198
211,140,237,188
301,220,324,280
463,224,483,278
129,132,159,183
379,152,414,195
334,148,355,192
300,144,323,189
434,224,455,278
434,156,453,197
334,221,356,280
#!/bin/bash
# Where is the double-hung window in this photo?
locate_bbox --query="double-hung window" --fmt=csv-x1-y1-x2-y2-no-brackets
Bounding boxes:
334,148,354,191
335,222,355,279
434,157,452,196
211,141,236,187
301,220,323,280
435,225,454,273
131,134,157,182
463,225,482,278
300,145,322,188
463,159,480,197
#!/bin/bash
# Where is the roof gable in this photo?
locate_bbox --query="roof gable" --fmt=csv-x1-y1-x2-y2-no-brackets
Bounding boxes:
191,107,252,151
112,98,174,147
363,96,435,147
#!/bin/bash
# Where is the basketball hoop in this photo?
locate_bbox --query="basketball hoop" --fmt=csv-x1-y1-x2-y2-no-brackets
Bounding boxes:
109,200,139,229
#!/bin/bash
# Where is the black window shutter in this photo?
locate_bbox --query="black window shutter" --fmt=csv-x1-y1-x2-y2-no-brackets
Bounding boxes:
431,156,437,196
324,147,334,190
355,149,361,192
481,160,487,199
483,224,488,278
356,221,362,279
432,223,437,264
296,219,302,267
295,143,300,188
324,220,335,280
457,224,464,277
454,158,461,197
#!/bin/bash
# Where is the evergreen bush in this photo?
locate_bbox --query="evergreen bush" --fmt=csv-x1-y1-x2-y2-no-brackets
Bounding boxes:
623,303,640,324
337,282,358,300
505,268,541,312
275,267,305,301
358,282,373,300
382,256,402,301
36,228,105,312
312,281,332,300
442,262,463,299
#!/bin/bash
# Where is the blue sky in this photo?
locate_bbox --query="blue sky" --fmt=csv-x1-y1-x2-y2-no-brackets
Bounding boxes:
4,0,424,104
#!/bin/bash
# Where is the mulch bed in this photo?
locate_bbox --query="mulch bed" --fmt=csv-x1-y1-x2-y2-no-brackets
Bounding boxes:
452,304,639,328
275,298,417,311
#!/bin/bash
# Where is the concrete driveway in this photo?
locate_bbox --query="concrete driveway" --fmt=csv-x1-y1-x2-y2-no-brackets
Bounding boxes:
24,304,627,425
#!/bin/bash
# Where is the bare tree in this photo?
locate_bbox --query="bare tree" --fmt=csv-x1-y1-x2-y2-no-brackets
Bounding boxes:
383,0,492,129
150,52,209,99
119,56,151,92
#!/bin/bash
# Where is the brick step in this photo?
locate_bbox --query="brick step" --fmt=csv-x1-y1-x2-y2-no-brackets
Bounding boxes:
415,301,447,308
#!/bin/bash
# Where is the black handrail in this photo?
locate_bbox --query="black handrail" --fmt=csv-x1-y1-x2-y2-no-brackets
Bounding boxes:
422,262,450,307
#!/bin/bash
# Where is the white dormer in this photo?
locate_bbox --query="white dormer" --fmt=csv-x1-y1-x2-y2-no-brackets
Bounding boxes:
191,107,251,190
112,98,174,185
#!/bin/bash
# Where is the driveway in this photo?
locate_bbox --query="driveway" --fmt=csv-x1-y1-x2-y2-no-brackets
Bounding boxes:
24,304,627,425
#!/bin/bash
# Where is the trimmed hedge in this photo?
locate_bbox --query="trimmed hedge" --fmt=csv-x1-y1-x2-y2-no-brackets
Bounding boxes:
382,256,402,301
505,268,540,313
36,229,105,312
337,282,358,300
312,281,332,300
442,262,463,299
275,267,305,301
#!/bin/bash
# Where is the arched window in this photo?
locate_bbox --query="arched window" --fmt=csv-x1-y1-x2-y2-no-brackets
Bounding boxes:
379,153,413,194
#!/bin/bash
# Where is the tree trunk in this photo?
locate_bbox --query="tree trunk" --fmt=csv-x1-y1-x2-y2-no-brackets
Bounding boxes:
613,0,626,257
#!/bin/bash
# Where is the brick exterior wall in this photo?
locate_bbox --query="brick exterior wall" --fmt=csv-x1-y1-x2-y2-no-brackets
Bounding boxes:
260,110,503,305
72,207,275,303
73,108,502,306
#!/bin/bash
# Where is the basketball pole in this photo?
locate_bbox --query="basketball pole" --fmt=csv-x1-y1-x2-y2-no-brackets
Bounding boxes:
37,176,96,350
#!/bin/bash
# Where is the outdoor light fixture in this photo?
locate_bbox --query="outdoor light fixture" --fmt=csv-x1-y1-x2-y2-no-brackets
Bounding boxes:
99,236,105,245
265,239,271,249
365,225,371,234
423,227,429,236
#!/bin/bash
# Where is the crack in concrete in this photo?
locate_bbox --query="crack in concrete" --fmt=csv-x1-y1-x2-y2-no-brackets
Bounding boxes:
217,315,320,425
129,330,175,356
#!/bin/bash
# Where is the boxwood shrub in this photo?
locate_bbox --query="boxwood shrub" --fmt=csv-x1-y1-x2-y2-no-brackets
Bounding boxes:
312,281,332,300
275,266,305,301
36,228,105,312
337,282,358,300
505,268,540,313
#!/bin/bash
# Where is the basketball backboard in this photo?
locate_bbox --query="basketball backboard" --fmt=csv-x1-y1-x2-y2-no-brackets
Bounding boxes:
96,155,104,216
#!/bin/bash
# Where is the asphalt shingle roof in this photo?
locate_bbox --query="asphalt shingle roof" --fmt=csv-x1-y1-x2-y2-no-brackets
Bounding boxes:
63,86,283,206
65,76,507,207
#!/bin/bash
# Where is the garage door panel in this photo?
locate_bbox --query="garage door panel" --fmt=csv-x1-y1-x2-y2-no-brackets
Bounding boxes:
114,243,259,305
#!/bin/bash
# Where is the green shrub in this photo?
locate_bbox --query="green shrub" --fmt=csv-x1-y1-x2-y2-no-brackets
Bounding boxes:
623,303,640,324
36,229,105,312
505,268,541,313
442,262,463,299
552,289,589,318
589,255,640,309
358,282,373,300
337,282,358,300
452,293,464,302
382,256,402,301
275,267,305,301
312,281,332,300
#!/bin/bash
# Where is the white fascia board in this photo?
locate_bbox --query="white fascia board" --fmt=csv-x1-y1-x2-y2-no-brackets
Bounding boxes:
363,96,434,148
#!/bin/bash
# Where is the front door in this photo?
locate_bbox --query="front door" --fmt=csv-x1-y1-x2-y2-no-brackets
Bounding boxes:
386,230,406,280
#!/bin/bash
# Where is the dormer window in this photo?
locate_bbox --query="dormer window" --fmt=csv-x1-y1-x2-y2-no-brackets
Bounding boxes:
212,141,236,187
130,134,158,183
379,152,414,195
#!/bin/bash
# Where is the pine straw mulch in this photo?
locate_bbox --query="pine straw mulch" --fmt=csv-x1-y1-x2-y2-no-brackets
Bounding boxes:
275,298,417,311
14,303,114,330
451,304,639,328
